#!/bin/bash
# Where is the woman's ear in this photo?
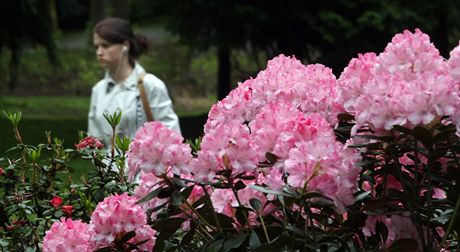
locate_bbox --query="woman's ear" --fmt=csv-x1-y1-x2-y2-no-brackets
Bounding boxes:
122,41,129,54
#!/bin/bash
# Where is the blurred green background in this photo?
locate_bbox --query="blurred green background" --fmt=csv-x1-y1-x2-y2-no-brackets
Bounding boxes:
2,0,460,154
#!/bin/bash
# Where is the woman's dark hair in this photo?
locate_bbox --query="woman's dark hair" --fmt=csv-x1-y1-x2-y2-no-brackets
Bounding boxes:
94,17,149,67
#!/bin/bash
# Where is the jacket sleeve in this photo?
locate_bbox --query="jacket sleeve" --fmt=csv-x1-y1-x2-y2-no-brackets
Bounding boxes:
145,75,182,135
87,86,99,137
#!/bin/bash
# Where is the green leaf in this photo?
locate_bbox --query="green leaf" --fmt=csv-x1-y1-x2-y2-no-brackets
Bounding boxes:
170,189,185,206
172,177,186,187
355,191,371,202
337,113,355,122
252,234,292,252
116,231,136,245
136,187,162,204
153,218,185,252
249,198,262,212
265,152,278,164
93,247,115,252
412,126,433,147
392,125,413,135
234,180,246,191
249,230,261,249
205,239,224,252
180,223,196,246
235,206,249,225
157,187,174,198
222,234,248,252
388,239,418,252
375,220,388,242
250,185,288,197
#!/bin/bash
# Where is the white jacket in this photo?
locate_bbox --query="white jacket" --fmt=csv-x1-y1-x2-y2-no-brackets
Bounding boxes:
88,63,181,146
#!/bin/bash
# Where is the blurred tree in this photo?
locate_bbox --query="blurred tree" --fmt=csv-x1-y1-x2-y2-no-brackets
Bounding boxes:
56,0,89,31
89,0,130,29
0,0,60,92
132,0,460,99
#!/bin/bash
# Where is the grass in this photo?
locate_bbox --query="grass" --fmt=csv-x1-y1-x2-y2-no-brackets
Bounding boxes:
0,95,215,119
0,95,213,154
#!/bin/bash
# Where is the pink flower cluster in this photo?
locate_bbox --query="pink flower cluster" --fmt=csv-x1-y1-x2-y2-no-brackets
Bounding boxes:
339,29,460,133
127,121,192,180
43,218,91,252
205,55,343,134
43,193,156,252
125,54,359,215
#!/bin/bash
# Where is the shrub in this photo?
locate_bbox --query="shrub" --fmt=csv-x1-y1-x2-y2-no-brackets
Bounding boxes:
2,29,460,251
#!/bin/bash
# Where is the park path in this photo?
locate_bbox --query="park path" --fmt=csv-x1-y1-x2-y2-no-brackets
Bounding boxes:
57,26,171,50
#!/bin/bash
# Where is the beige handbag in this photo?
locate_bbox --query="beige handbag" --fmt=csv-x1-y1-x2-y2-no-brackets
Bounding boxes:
137,74,154,122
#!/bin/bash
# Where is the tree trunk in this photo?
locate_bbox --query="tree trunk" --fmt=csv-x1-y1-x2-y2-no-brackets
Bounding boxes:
112,0,130,19
89,0,110,26
434,10,449,58
217,46,231,101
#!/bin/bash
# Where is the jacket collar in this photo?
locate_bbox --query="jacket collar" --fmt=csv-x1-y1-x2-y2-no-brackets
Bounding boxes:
105,63,146,91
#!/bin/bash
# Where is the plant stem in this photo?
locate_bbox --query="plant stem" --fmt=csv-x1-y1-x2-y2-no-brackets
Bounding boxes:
258,214,271,243
440,194,460,246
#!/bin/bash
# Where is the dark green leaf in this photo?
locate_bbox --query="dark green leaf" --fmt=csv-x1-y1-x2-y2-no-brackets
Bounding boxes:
337,113,355,122
172,177,186,187
93,247,115,252
252,234,293,252
170,189,185,206
234,180,246,191
158,187,175,198
205,239,224,252
392,125,413,135
355,191,371,202
180,223,196,246
249,198,262,212
412,126,433,147
375,220,388,242
116,231,136,245
265,152,278,164
181,185,195,199
388,239,418,252
250,185,288,197
222,234,248,252
249,230,261,249
136,187,162,204
235,206,249,225
153,218,185,252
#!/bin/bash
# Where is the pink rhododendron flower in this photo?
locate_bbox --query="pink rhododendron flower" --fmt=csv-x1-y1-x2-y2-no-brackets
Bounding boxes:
448,41,460,82
250,102,301,163
50,196,63,208
205,79,257,133
204,54,343,134
281,113,360,213
210,188,237,217
0,167,3,176
338,52,377,112
339,29,460,134
194,120,258,181
75,136,104,150
127,121,192,180
89,193,156,250
43,218,91,252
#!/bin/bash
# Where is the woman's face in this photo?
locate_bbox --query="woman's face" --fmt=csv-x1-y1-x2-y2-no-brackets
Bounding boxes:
93,33,124,70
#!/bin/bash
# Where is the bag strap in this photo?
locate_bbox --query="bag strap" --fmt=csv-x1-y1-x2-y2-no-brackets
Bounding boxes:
137,73,154,122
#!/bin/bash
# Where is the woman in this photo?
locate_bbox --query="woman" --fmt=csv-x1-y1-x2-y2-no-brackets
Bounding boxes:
88,17,181,147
